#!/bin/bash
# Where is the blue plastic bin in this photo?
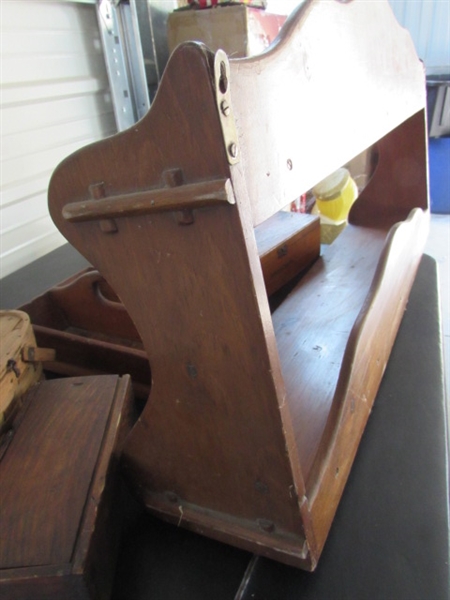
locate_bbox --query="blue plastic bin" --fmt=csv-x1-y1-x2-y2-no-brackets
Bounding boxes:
428,137,450,214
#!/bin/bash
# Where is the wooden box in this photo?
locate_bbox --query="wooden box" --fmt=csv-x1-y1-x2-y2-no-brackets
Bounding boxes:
0,311,43,433
0,374,133,599
20,269,151,402
168,4,286,58
255,212,319,296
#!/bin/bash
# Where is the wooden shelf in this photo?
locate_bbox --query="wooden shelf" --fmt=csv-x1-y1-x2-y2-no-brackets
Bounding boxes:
45,0,429,572
273,225,387,481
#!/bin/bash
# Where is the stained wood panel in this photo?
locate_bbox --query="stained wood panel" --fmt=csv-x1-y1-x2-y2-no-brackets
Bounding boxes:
229,0,425,226
46,0,429,571
0,375,133,600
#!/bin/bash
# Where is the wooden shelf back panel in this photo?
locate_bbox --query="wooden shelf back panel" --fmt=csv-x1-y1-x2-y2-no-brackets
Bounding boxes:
228,0,425,226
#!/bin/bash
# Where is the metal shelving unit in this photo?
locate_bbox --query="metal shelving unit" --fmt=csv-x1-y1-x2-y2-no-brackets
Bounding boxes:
96,0,176,131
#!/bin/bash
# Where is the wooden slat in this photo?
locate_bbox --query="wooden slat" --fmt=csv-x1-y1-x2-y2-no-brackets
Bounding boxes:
273,225,386,481
63,178,235,223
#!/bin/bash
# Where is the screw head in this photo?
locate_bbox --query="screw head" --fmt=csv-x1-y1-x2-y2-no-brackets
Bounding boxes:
257,518,275,533
228,142,238,158
220,100,230,116
165,491,178,503
187,364,198,379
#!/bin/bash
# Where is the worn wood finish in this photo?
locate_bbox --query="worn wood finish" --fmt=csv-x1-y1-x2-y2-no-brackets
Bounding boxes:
63,177,235,223
0,374,133,600
229,0,425,227
20,269,151,400
49,37,307,563
349,110,428,227
307,209,428,553
0,311,42,434
47,0,428,570
255,212,320,296
21,213,319,402
33,268,140,340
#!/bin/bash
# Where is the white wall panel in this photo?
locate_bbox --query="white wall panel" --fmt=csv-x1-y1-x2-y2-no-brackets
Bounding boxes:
385,1,449,70
266,1,449,70
1,0,116,279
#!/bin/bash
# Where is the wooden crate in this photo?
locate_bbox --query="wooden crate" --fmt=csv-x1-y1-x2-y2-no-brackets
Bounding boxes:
20,269,151,402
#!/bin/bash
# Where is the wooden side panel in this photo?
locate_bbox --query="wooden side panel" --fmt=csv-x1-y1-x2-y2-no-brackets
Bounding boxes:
20,270,151,400
307,208,428,553
229,0,425,226
48,43,305,545
118,204,302,531
48,269,140,341
73,375,134,600
349,110,429,226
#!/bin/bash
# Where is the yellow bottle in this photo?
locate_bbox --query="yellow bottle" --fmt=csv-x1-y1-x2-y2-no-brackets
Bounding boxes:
313,168,358,224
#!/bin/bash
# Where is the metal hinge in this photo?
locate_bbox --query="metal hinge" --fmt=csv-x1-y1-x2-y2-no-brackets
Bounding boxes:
214,50,240,165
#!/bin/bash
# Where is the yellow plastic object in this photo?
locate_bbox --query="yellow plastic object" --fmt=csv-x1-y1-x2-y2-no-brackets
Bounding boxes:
313,168,358,223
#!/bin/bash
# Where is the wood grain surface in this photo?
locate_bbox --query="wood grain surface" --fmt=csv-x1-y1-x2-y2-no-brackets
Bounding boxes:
0,374,133,599
45,0,428,570
255,212,320,296
0,311,42,433
229,0,426,226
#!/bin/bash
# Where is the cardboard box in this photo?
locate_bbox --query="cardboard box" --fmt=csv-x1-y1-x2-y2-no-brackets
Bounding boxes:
168,5,286,58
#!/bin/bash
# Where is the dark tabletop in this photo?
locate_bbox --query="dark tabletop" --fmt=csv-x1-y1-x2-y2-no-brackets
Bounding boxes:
1,246,449,600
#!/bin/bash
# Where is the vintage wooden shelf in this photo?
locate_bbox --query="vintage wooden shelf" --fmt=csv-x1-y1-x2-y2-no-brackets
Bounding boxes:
46,0,429,570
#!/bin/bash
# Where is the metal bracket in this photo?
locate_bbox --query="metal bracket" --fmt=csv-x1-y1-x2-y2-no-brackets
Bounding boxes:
214,50,240,166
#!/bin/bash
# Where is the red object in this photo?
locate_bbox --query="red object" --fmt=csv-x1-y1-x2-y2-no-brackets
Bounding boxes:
188,0,267,8
291,193,307,213
188,0,218,6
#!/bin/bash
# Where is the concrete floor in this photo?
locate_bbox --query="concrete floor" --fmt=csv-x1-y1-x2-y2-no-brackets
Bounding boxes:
425,213,450,403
